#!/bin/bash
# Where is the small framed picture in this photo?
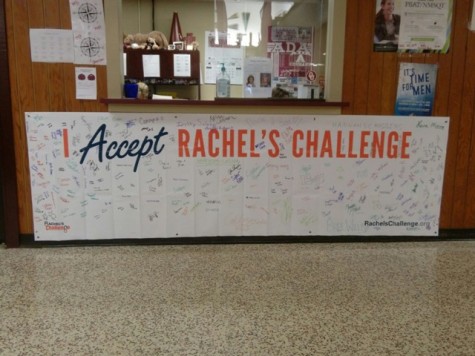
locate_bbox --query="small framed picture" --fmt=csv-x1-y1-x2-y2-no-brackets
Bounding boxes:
167,44,176,50
173,41,184,50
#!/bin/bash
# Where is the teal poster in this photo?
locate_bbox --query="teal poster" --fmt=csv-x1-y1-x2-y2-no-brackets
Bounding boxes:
395,63,438,116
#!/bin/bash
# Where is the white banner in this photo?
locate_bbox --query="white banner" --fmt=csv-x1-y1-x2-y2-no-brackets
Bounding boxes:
25,113,449,240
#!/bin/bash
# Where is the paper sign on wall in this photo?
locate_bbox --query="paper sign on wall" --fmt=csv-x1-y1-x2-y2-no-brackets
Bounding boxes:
395,63,438,116
142,55,161,77
373,0,453,53
75,67,97,100
29,29,75,63
70,0,107,65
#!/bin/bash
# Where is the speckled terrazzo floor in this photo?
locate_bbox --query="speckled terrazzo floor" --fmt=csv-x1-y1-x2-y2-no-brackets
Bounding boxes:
0,241,474,355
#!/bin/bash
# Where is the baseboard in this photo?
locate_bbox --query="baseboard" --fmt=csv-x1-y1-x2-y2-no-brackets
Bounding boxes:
16,229,475,247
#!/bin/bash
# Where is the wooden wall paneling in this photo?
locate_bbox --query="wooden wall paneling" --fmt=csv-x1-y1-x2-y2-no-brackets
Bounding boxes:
431,52,453,228
4,0,23,237
463,43,475,227
44,0,67,111
423,53,437,64
45,1,62,36
379,53,398,115
0,0,20,247
446,0,471,227
30,64,51,110
432,53,451,117
409,54,426,65
463,0,475,227
9,0,34,113
5,0,19,122
96,65,109,112
8,0,36,233
437,0,469,227
465,33,475,225
436,66,455,225
28,2,50,111
341,0,358,115
454,31,475,227
352,1,373,114
366,51,383,115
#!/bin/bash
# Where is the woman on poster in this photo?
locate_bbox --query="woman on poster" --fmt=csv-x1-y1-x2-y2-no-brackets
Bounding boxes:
374,0,400,50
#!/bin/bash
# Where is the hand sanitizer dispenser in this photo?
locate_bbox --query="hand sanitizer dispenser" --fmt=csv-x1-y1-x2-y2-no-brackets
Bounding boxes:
216,63,230,98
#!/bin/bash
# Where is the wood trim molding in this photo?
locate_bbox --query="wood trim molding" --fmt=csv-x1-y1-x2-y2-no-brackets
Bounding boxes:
101,98,349,107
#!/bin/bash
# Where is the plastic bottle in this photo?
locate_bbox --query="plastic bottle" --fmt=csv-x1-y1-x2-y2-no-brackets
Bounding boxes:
216,63,230,98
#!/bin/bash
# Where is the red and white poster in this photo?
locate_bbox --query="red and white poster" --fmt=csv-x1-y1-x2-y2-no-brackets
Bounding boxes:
26,113,449,241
